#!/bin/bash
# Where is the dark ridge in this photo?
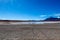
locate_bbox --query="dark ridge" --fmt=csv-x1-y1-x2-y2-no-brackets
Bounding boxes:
0,20,41,22
44,17,60,21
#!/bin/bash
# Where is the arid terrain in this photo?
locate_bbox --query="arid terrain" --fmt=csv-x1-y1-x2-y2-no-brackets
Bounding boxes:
0,23,60,40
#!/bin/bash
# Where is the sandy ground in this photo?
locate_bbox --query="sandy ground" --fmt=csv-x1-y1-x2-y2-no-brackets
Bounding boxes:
0,23,60,40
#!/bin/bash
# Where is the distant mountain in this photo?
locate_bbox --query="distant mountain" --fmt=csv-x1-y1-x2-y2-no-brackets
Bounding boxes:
44,17,60,21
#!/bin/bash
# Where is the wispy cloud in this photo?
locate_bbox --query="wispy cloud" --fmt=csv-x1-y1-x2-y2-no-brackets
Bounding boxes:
40,15,47,18
39,15,47,20
54,13,60,18
54,13,60,16
53,13,60,18
0,0,14,3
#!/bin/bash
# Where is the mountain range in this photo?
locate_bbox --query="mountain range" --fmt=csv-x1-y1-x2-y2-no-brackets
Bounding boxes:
44,17,60,21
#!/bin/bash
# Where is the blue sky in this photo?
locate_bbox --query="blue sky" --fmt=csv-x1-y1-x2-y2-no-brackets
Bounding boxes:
0,0,60,20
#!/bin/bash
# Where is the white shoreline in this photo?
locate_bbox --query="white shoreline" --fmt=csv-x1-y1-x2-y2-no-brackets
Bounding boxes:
0,21,60,25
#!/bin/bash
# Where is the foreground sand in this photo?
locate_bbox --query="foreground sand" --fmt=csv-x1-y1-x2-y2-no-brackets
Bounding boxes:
0,23,60,40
